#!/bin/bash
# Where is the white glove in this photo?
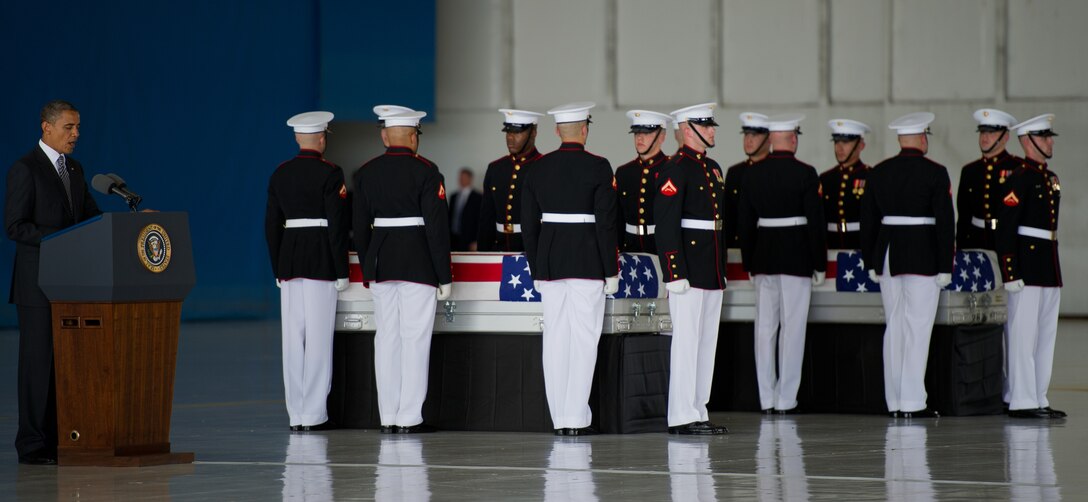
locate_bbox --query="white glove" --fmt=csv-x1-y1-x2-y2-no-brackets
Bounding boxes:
334,278,350,291
1004,279,1025,293
275,279,282,289
812,270,826,286
603,276,620,295
868,270,880,284
436,283,452,300
666,279,690,294
935,273,952,288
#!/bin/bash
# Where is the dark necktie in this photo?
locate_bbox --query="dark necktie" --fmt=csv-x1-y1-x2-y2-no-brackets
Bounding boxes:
56,155,72,204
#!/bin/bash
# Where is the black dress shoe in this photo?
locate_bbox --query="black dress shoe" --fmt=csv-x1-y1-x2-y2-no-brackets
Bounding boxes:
1009,408,1051,419
1044,407,1067,418
397,424,437,434
668,421,727,435
565,427,598,436
888,411,900,418
380,425,397,434
554,428,567,436
18,449,57,466
762,408,775,415
290,425,302,432
301,421,337,431
777,406,802,415
900,408,939,419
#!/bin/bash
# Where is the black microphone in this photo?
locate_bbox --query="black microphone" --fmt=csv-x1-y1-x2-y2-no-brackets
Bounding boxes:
92,173,143,210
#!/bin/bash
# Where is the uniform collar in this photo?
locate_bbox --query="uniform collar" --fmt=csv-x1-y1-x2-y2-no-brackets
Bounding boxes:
1023,157,1047,171
639,151,667,167
839,159,865,172
899,147,925,157
768,150,796,159
511,147,541,163
678,145,707,160
982,149,1011,163
386,146,415,155
297,148,323,158
558,142,585,151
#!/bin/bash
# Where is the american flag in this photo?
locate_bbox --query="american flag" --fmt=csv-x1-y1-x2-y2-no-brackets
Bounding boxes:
610,253,659,299
498,255,539,302
835,251,881,293
946,250,996,292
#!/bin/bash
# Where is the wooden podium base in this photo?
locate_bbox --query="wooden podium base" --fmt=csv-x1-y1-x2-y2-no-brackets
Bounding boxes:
60,451,195,467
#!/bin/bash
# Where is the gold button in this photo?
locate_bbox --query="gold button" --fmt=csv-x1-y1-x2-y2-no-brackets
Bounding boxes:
506,204,512,210
984,184,990,189
839,210,844,215
639,218,645,224
506,215,512,221
491,186,497,192
640,188,646,193
715,214,720,219
986,174,992,180
839,201,844,206
984,194,989,199
842,174,848,180
1030,245,1035,250
987,165,993,171
515,165,521,170
641,178,647,184
691,240,696,245
984,203,990,209
639,198,645,203
622,191,627,196
841,182,846,188
643,169,649,175
512,174,518,180
671,264,677,268
639,208,645,214
510,184,515,189
508,194,514,200
839,191,845,197
699,186,704,191
696,154,702,159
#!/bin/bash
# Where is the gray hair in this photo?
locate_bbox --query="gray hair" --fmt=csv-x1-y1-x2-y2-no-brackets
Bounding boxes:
40,100,78,124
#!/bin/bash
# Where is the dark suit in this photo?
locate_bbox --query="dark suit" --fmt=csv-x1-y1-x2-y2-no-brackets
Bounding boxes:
522,142,618,281
956,151,1020,251
820,160,869,250
860,148,954,276
5,143,101,459
448,188,482,251
478,149,543,252
352,146,452,286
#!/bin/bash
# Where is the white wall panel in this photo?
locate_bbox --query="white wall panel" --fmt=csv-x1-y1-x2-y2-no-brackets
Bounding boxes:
891,0,996,101
1007,0,1088,99
721,0,821,105
436,0,505,110
512,0,609,108
829,0,887,103
616,0,716,107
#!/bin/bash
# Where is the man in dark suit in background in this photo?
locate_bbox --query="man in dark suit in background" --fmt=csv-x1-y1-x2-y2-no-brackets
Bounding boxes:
448,167,482,251
5,100,102,465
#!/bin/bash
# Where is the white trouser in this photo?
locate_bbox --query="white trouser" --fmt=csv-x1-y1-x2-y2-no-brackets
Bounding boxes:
1005,424,1058,501
280,278,338,426
371,281,437,427
880,251,939,413
668,440,715,501
1006,286,1060,410
753,274,812,411
282,434,332,501
376,438,431,502
885,425,935,502
756,419,810,502
667,288,723,426
536,279,605,429
545,441,596,502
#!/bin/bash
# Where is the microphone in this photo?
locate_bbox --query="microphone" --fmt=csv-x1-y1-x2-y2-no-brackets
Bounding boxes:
92,173,143,211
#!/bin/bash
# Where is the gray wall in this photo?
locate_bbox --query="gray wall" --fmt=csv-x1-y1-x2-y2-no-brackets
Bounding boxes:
327,0,1088,314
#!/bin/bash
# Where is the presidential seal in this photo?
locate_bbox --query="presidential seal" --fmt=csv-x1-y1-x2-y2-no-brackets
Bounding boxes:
137,224,172,273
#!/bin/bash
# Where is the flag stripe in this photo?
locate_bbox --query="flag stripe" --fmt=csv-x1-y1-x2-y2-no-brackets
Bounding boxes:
452,262,502,282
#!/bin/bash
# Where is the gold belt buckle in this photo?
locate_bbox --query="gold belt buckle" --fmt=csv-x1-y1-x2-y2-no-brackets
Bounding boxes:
838,221,847,233
638,225,648,235
503,223,514,233
988,219,998,230
714,220,723,231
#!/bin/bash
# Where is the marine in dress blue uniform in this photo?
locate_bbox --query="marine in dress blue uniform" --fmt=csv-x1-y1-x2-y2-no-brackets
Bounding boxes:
860,112,953,419
478,109,544,252
353,108,452,434
997,114,1066,419
522,102,619,436
723,112,771,248
267,111,350,432
820,119,871,250
956,108,1021,251
616,110,671,253
655,102,728,435
738,113,826,414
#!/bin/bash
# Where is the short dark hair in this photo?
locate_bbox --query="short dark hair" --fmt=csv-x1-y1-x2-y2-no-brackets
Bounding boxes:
40,100,78,124
459,167,474,178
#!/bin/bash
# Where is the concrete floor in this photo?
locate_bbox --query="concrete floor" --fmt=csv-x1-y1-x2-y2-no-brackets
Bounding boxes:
0,319,1084,501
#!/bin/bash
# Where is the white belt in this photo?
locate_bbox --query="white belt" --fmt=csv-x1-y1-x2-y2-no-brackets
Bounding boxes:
373,217,425,227
1018,226,1056,240
882,216,935,225
284,218,327,228
541,213,595,223
625,223,656,235
758,217,808,227
971,216,998,230
827,221,860,232
680,218,722,231
496,222,522,233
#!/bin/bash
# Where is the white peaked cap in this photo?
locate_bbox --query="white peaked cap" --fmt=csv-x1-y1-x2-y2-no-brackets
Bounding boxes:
626,110,672,129
828,119,870,137
383,111,427,128
1011,113,1057,136
287,111,333,133
889,112,935,135
739,112,770,131
973,108,1017,129
767,113,805,132
499,108,544,125
373,105,416,119
547,102,596,123
670,102,717,124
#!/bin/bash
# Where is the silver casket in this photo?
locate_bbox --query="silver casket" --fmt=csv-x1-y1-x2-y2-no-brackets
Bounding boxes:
336,252,671,334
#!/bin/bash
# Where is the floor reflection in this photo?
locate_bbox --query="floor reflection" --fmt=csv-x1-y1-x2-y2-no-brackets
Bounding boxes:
376,437,431,502
282,433,332,501
756,417,809,501
544,439,597,502
1006,423,1061,501
668,438,716,501
884,423,934,502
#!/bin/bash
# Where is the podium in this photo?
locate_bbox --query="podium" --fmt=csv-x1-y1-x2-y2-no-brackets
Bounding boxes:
40,212,196,466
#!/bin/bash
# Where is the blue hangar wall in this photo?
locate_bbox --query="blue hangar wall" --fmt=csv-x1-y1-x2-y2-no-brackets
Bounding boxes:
0,1,436,326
